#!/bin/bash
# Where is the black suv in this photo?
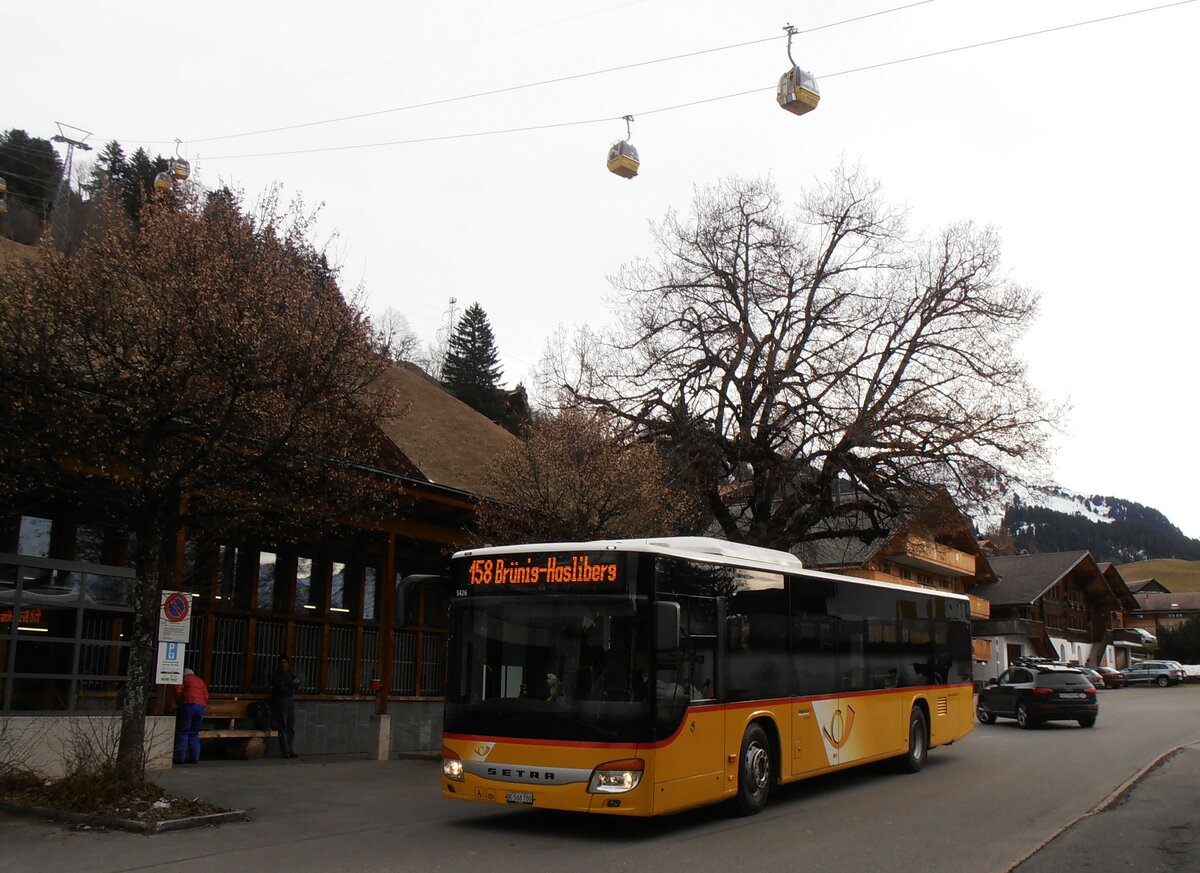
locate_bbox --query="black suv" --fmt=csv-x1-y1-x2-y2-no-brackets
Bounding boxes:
976,663,1098,729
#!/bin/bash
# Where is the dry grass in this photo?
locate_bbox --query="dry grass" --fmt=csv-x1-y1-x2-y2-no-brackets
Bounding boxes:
0,766,228,825
0,237,38,266
1,715,229,828
1117,559,1200,592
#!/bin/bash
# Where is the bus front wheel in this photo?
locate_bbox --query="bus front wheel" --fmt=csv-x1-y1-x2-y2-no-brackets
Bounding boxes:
899,707,928,773
735,723,772,816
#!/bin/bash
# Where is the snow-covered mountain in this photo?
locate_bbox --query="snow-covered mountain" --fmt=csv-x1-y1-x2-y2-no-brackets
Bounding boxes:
992,483,1200,563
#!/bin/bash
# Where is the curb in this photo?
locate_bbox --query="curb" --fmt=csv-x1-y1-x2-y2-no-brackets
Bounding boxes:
1002,740,1200,872
0,799,249,834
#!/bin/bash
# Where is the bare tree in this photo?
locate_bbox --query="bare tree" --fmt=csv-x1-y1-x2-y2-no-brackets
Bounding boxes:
374,307,423,363
0,188,401,781
542,167,1054,550
474,408,698,545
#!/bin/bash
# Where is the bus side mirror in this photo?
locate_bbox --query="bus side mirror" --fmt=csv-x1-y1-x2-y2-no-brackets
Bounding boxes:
395,574,442,625
655,601,680,652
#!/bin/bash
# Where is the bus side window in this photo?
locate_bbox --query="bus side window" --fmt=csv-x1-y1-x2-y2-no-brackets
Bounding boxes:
790,576,839,697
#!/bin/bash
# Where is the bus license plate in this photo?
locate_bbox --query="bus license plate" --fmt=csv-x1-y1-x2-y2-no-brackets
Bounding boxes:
1060,693,1085,699
506,792,534,805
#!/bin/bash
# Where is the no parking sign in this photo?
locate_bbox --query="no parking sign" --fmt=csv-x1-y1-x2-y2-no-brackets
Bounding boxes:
159,591,192,643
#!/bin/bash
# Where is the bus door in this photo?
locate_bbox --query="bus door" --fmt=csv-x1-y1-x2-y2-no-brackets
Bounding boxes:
651,593,725,812
790,576,840,775
828,587,913,768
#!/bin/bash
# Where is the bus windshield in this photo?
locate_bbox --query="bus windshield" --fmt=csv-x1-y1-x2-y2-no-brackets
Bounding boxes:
443,594,656,743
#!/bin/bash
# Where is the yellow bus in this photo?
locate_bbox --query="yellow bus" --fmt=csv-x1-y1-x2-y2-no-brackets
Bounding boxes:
440,537,974,816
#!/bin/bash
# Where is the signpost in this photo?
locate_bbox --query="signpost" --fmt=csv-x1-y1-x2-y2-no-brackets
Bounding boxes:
155,591,193,684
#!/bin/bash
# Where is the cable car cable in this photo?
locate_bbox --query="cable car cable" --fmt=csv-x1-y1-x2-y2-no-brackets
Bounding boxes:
203,117,617,160
200,0,1196,162
139,1,941,147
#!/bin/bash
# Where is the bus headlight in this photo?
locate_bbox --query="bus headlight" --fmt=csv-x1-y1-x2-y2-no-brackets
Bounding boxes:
588,758,644,793
443,748,465,782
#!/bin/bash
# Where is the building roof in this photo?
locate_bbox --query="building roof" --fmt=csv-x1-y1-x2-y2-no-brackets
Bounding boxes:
1098,563,1141,611
375,362,517,500
0,238,37,267
794,488,994,584
796,534,878,569
1133,591,1200,613
1126,578,1171,594
983,551,1096,606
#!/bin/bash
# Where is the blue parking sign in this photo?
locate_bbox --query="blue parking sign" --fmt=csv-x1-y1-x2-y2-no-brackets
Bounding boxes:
156,640,186,684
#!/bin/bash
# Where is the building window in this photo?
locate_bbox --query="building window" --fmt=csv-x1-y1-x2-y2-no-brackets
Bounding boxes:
217,545,251,609
17,517,53,558
330,561,350,617
257,552,277,611
1,554,134,712
296,556,315,614
74,524,106,563
363,568,377,621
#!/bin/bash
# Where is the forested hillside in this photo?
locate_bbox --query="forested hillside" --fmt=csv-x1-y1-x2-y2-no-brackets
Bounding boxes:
1005,497,1200,564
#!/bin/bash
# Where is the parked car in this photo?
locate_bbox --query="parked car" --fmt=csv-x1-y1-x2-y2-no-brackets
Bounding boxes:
1080,667,1106,688
1121,660,1184,687
1095,666,1127,688
976,664,1098,729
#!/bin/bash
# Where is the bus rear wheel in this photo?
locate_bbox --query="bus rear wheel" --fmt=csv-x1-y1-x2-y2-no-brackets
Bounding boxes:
899,707,928,773
735,724,772,816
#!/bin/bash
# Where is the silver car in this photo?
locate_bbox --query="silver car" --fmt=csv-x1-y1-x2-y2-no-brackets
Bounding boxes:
1121,660,1183,687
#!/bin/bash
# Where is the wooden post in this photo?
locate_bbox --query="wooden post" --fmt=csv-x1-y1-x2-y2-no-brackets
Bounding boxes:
377,533,396,715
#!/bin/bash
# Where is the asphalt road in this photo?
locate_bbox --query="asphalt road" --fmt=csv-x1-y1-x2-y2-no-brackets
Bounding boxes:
3,685,1198,873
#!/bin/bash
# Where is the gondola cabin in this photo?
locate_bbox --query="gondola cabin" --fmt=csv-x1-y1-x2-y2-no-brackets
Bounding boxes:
170,157,191,180
154,171,173,192
607,141,640,179
777,66,820,116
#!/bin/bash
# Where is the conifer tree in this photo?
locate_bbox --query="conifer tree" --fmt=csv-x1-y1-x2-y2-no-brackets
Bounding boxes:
442,302,506,422
0,129,63,226
91,140,128,192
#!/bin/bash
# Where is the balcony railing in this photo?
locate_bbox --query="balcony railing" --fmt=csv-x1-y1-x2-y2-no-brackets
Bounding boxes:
972,618,1046,637
968,594,990,620
882,536,976,576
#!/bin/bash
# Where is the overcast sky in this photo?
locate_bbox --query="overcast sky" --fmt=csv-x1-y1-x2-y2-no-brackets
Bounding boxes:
10,0,1200,538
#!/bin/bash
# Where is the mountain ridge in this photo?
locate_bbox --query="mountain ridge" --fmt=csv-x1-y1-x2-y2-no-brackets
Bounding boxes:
998,484,1200,564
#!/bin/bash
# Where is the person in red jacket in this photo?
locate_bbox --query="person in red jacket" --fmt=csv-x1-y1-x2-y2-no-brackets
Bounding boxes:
175,668,209,765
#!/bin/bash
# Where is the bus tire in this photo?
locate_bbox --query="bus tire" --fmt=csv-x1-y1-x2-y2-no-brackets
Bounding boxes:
735,723,772,816
899,707,928,773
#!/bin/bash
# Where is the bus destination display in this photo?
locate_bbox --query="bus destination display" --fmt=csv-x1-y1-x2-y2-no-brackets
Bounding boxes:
466,553,620,588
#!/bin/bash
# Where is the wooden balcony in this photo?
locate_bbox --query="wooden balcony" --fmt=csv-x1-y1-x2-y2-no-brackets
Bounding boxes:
968,594,990,621
972,618,1046,638
882,536,976,577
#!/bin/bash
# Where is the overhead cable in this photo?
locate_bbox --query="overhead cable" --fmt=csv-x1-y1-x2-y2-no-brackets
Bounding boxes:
202,0,1195,160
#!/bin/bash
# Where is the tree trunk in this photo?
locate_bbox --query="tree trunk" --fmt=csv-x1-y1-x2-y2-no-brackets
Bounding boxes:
116,521,167,783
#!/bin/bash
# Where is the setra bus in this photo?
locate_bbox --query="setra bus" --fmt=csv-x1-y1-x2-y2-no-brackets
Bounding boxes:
440,536,974,816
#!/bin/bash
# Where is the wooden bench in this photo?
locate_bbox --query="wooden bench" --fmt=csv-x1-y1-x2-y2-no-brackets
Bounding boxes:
197,698,277,760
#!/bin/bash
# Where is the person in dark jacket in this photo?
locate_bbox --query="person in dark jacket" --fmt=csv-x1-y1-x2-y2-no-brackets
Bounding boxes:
174,668,209,765
270,655,301,758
